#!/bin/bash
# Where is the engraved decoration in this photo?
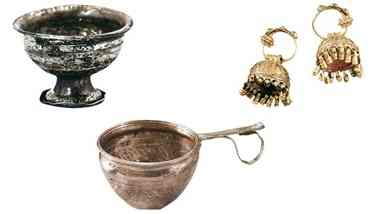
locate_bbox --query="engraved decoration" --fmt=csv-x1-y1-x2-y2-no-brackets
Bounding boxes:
97,120,265,209
13,5,133,107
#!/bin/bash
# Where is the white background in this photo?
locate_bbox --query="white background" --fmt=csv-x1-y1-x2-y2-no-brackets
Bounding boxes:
1,0,379,213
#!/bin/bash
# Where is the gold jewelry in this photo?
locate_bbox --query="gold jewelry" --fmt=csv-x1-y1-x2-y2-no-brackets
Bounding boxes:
240,26,297,107
312,4,362,83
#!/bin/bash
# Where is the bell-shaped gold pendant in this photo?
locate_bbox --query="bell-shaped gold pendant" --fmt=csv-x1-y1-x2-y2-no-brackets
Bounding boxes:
240,26,297,107
312,4,362,83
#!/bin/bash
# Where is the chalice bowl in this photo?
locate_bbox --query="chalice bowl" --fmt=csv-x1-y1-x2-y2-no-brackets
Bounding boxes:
13,5,133,107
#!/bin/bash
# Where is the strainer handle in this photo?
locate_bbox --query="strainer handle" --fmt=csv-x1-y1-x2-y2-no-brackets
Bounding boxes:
198,122,265,165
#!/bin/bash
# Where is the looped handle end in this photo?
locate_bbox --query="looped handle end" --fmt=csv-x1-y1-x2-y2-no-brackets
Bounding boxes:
239,122,265,135
224,131,264,165
198,122,265,165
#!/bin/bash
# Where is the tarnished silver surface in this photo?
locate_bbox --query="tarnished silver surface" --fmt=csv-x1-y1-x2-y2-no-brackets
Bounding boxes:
98,120,265,209
13,5,133,107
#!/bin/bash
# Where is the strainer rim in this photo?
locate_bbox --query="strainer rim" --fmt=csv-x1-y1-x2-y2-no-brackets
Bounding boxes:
97,120,201,168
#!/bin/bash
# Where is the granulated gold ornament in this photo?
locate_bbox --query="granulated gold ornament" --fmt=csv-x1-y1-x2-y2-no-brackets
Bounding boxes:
240,26,297,107
312,4,362,84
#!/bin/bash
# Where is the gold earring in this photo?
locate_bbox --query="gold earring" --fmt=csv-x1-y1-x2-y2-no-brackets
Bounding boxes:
312,4,362,83
240,26,298,107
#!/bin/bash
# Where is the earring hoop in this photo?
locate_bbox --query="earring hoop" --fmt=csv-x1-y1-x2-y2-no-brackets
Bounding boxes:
261,26,298,63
